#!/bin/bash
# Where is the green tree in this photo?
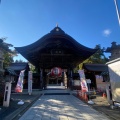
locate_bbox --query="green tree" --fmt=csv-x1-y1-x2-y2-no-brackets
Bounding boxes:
0,38,17,104
89,44,109,64
3,52,14,68
77,44,109,70
15,59,24,63
29,62,36,72
0,38,17,68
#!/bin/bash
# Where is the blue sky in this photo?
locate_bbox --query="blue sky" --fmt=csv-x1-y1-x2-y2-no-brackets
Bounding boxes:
0,0,120,61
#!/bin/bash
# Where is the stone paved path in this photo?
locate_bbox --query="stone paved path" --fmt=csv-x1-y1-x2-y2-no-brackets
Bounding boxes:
19,89,110,120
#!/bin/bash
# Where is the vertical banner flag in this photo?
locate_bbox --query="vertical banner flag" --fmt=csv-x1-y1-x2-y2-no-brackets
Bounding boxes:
15,70,25,93
78,70,86,81
78,70,88,92
28,71,32,95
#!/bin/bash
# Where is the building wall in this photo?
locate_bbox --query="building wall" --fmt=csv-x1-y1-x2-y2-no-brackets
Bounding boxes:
95,75,110,92
107,58,120,102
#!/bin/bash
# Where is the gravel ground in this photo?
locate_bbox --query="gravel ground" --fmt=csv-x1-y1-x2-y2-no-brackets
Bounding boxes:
91,94,120,120
0,91,42,120
74,92,120,120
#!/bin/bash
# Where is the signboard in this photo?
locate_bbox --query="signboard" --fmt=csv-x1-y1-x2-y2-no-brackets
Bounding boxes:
74,80,81,86
28,71,32,95
86,79,91,84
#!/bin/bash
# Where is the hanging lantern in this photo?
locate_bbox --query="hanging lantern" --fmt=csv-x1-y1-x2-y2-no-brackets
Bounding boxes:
51,67,62,77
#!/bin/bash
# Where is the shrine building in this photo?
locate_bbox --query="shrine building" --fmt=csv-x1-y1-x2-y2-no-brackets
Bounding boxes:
15,26,98,89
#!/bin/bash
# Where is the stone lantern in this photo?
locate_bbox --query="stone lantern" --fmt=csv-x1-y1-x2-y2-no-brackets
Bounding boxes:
3,68,17,107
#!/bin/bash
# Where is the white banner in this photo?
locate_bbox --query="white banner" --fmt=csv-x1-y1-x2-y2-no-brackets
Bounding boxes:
78,69,88,92
28,71,32,95
81,79,88,92
15,70,25,93
78,70,86,81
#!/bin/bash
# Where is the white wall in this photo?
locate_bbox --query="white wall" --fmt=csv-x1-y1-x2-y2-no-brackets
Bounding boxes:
107,58,120,102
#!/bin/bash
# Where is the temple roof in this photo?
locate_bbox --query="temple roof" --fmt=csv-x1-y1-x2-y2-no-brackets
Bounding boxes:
7,62,29,71
83,64,108,72
15,26,98,69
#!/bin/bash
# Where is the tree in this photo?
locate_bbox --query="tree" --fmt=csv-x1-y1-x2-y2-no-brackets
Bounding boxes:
88,44,109,64
0,38,17,104
77,44,109,70
0,38,17,68
15,59,24,63
28,62,36,72
3,52,14,68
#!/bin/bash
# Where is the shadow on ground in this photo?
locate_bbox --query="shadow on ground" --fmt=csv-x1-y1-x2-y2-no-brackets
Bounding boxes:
0,92,41,120
73,92,120,120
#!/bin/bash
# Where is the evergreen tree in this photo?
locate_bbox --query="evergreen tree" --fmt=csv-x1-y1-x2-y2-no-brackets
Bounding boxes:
0,38,17,68
77,44,109,70
28,62,36,72
15,59,24,63
0,38,17,104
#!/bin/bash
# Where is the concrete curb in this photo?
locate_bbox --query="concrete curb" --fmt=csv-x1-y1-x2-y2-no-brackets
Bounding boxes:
4,94,42,120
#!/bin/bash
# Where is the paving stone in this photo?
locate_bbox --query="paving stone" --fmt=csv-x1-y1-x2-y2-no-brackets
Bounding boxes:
19,89,110,120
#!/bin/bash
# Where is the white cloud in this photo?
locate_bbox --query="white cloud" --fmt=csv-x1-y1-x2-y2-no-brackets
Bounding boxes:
103,29,111,37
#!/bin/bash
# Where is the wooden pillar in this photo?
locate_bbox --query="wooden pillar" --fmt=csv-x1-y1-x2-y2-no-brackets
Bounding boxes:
43,69,47,89
70,69,73,90
67,69,70,88
68,68,73,89
40,68,43,90
47,75,49,85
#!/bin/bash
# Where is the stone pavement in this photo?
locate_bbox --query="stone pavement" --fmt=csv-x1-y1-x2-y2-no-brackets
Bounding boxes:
18,87,110,120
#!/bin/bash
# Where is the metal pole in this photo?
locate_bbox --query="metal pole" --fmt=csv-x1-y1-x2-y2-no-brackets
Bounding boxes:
114,0,120,26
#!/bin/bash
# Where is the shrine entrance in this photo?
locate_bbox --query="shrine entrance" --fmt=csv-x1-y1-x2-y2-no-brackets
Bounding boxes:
48,77,62,85
15,26,97,90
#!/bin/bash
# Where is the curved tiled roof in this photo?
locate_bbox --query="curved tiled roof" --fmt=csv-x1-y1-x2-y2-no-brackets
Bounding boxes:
8,63,29,71
15,26,98,68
